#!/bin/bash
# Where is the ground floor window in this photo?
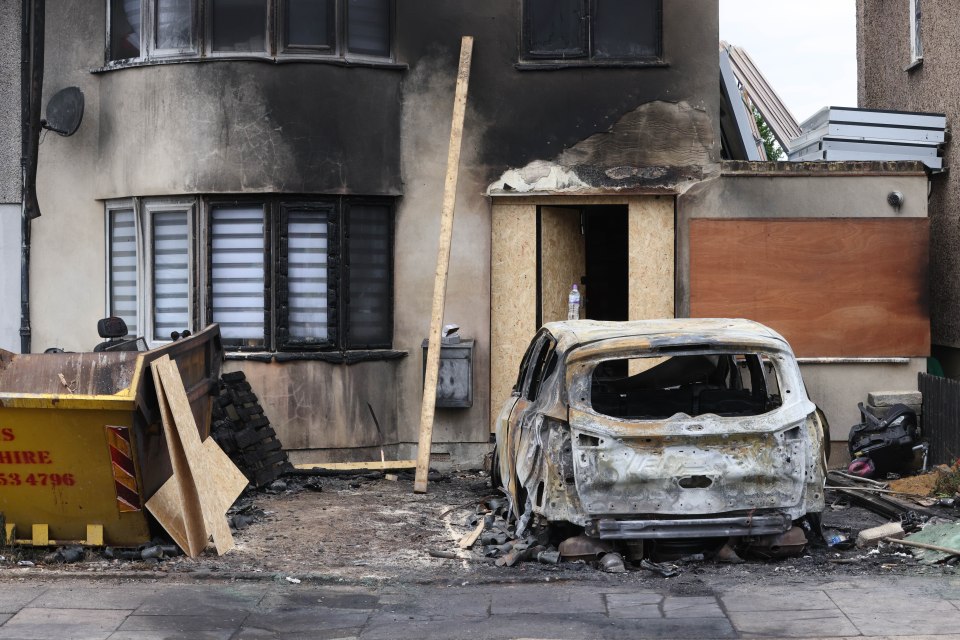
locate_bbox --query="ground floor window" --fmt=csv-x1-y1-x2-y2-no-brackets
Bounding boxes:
105,195,394,351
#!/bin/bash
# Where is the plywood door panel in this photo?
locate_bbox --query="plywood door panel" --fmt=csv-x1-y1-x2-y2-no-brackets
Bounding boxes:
490,204,537,431
540,207,586,324
689,218,929,357
628,197,675,321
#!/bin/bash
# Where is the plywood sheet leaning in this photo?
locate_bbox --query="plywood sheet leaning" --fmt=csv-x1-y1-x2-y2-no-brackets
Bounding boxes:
145,356,249,557
689,218,930,358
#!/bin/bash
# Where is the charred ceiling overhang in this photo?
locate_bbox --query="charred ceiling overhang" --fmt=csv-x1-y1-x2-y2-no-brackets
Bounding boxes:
487,101,719,196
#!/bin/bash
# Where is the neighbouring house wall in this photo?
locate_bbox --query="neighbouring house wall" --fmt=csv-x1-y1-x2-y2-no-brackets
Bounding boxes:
858,0,960,350
0,1,21,353
0,205,19,352
679,162,930,438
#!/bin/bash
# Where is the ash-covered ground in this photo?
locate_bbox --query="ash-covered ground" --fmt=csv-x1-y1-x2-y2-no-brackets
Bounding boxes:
2,469,957,590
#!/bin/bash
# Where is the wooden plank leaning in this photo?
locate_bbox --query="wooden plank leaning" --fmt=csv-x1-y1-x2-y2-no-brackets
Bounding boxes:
414,36,474,494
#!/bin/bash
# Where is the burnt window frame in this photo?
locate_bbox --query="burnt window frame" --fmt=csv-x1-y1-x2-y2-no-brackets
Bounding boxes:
105,0,395,64
520,0,663,65
202,196,394,353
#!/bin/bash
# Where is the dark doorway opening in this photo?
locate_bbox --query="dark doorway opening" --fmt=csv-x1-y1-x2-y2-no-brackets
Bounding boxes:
584,205,628,322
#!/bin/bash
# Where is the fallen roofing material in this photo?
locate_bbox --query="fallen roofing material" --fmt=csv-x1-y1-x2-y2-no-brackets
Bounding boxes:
788,107,947,169
722,41,802,150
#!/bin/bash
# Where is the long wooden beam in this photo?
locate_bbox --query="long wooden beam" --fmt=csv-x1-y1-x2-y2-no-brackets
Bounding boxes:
414,36,474,494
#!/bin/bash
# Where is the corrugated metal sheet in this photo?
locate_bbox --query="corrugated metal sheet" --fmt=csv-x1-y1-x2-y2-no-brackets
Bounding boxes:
723,42,802,150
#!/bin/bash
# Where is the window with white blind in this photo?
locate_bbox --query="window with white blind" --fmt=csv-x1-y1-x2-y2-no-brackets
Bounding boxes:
107,204,139,336
108,0,392,62
106,199,194,344
149,204,193,341
210,204,267,345
909,0,923,67
106,196,393,351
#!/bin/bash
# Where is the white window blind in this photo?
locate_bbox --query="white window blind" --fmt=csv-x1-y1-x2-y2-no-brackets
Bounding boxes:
211,205,265,341
287,210,329,341
152,209,190,340
108,208,139,336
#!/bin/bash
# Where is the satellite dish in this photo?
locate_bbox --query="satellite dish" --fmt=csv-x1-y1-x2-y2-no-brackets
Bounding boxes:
42,87,84,136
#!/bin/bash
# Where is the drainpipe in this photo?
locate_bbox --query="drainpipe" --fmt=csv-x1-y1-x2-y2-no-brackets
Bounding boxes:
20,0,44,354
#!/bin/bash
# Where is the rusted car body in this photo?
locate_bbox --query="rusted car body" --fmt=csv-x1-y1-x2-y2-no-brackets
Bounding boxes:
494,319,827,540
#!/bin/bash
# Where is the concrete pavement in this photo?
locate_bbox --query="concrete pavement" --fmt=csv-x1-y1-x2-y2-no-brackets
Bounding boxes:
0,575,959,639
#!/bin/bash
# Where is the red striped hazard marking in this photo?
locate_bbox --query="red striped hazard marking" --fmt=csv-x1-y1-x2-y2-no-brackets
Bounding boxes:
105,425,142,512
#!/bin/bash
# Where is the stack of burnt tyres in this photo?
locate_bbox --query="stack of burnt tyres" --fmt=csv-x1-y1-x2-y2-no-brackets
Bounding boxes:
211,371,293,488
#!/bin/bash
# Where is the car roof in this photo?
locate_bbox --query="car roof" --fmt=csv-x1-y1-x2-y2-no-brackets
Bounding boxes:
541,318,791,354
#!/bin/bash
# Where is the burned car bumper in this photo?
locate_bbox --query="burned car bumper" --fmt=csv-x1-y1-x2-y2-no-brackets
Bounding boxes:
588,512,792,539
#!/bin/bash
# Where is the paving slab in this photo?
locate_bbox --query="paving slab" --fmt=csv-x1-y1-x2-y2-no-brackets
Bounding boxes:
826,589,959,614
721,590,836,612
662,596,724,618
135,584,265,616
490,586,606,615
257,589,378,610
606,603,661,619
108,631,233,640
0,607,129,640
30,586,154,610
845,610,960,637
727,609,860,638
0,586,45,614
117,611,247,632
376,591,489,620
605,592,662,608
361,613,736,640
245,606,372,632
237,626,361,639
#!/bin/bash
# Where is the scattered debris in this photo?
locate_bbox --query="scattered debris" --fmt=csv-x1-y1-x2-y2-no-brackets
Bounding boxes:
857,522,905,548
640,559,680,578
892,523,960,564
284,576,301,584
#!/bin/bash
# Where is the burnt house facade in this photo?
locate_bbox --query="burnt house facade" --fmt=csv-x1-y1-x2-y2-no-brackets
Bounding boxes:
27,0,928,465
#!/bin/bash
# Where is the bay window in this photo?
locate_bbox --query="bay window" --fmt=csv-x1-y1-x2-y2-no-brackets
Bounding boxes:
107,0,393,62
105,196,394,351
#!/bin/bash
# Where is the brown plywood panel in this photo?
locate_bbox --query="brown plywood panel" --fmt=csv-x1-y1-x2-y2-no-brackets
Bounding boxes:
540,206,586,324
689,219,929,357
628,196,675,321
490,204,537,431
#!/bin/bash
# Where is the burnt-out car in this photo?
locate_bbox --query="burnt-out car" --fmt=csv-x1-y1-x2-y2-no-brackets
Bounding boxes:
493,319,828,542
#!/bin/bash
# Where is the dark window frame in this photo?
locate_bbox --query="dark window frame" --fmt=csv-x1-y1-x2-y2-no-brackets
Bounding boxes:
106,0,394,64
520,0,663,65
202,195,394,353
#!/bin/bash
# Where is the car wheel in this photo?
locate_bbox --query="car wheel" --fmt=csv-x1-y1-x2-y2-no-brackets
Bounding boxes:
490,446,502,490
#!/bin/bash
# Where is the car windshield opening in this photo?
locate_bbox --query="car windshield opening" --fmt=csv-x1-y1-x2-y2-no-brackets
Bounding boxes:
590,353,782,419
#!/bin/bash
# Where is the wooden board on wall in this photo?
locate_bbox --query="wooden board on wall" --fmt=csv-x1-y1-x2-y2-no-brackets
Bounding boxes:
540,207,586,324
689,218,929,358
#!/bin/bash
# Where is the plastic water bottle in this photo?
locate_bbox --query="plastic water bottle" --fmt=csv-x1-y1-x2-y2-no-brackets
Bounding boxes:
567,284,581,320
826,534,847,547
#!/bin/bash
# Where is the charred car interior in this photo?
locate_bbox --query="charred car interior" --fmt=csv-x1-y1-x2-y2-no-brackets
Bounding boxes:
494,319,829,561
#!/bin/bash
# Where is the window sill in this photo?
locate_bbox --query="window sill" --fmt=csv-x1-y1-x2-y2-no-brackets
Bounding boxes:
225,349,408,364
515,59,668,71
92,55,408,74
904,58,924,73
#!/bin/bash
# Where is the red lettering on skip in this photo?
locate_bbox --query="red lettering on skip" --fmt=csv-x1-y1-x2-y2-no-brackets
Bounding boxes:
0,428,13,442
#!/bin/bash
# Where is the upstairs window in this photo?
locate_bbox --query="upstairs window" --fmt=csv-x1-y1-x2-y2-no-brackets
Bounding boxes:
522,0,662,64
909,0,923,67
107,0,393,63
